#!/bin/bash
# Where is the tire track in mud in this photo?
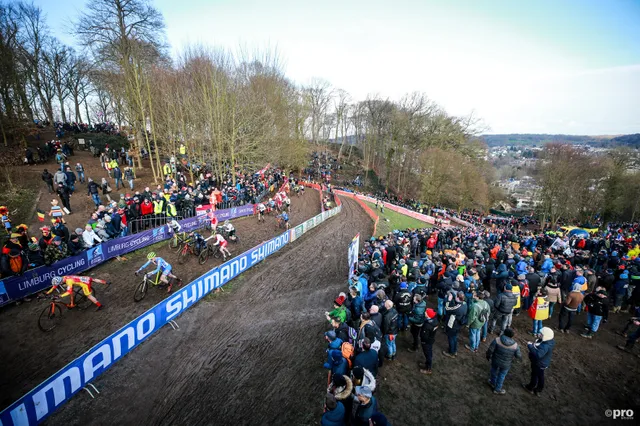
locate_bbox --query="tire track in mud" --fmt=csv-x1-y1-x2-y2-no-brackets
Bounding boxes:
0,190,321,411
46,196,373,426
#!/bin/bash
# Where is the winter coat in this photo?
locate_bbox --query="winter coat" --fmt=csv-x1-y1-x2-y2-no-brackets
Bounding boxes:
393,290,412,314
408,300,426,326
44,243,69,265
494,291,517,314
540,258,554,274
326,350,349,376
468,299,490,329
53,171,67,185
87,181,100,195
446,298,468,332
527,339,555,368
82,229,102,248
528,296,550,320
382,307,399,336
486,334,522,369
584,293,609,319
369,312,383,330
321,402,345,426
351,396,377,426
354,349,378,376
545,284,562,303
420,318,438,344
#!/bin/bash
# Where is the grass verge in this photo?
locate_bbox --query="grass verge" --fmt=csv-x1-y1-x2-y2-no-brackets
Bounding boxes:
363,201,431,237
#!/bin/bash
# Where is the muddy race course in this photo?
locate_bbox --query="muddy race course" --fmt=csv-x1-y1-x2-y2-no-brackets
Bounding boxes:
43,196,373,425
0,189,321,411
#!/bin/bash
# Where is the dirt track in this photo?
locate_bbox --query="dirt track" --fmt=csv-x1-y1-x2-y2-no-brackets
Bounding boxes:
41,195,372,426
0,190,321,411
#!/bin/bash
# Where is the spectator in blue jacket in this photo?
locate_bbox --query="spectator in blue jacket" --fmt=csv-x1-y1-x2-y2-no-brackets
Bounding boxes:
324,331,344,368
321,393,345,426
363,282,378,311
354,338,378,376
523,327,556,396
325,350,349,377
351,386,377,426
540,255,554,274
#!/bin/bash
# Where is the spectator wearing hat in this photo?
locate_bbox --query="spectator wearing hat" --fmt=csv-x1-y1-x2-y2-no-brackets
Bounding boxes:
351,385,377,426
581,287,609,339
67,232,84,255
348,286,364,328
327,295,348,324
44,236,69,265
393,281,412,331
523,327,556,396
486,328,522,395
321,393,345,426
558,283,584,333
382,300,399,360
420,308,438,374
324,330,344,367
612,272,629,313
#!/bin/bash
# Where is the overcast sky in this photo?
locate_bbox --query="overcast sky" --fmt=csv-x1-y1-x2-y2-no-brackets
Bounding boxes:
40,0,640,135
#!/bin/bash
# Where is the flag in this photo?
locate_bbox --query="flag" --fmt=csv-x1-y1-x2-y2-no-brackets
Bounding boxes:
37,209,45,222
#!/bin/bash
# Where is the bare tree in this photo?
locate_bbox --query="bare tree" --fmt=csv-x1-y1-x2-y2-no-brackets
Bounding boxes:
304,78,333,144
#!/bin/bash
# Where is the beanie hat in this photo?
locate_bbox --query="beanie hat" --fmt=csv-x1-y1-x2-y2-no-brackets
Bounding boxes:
399,282,408,290
332,374,347,388
325,330,337,341
540,327,554,341
334,295,346,306
505,283,513,291
503,328,514,338
425,308,436,319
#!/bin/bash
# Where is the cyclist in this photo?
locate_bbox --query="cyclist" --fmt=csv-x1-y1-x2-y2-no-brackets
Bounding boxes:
277,211,290,229
135,252,181,292
222,220,236,241
267,198,276,212
167,219,182,234
257,202,266,222
212,233,231,260
300,184,305,195
47,275,110,311
190,231,207,253
284,197,291,212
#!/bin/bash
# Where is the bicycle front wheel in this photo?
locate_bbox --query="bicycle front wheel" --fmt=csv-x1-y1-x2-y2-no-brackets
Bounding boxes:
169,234,178,249
198,248,210,265
178,246,189,265
38,303,63,332
74,287,97,310
133,279,148,302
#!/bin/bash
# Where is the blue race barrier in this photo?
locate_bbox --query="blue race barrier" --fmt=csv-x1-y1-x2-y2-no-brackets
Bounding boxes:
0,203,342,425
0,204,256,306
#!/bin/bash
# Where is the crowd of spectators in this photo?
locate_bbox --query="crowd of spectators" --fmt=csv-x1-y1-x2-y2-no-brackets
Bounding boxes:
2,141,281,279
320,220,640,423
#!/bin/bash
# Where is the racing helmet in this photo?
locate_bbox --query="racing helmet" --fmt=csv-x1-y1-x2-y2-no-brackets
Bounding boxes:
147,252,156,260
51,276,63,286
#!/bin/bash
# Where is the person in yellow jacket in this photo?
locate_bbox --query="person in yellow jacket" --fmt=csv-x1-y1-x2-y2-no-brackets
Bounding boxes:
528,289,550,335
162,162,172,177
508,282,521,329
166,200,177,217
179,143,186,156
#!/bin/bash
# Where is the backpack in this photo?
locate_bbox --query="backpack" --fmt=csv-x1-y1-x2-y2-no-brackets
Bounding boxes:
459,302,469,326
341,342,355,369
478,305,490,323
347,326,358,344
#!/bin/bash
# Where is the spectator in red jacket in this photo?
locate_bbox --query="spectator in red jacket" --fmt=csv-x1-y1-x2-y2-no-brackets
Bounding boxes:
140,199,154,229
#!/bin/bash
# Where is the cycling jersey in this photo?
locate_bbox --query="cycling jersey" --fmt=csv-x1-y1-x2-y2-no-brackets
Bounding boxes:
279,213,289,222
48,275,94,296
213,234,228,247
138,257,172,276
258,203,266,212
168,220,182,233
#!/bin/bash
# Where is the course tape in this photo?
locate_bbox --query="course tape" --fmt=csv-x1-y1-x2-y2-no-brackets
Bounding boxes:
0,203,342,425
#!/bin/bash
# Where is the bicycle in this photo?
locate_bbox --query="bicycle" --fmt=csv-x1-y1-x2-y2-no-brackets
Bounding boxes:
134,271,180,302
177,238,202,264
198,243,221,265
276,216,290,231
169,231,190,252
37,287,97,332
